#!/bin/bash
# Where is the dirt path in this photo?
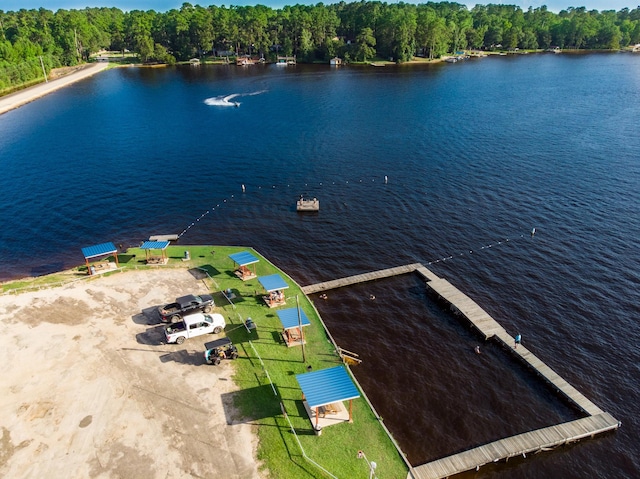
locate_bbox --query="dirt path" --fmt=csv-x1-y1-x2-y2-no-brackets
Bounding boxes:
0,62,110,116
0,269,262,478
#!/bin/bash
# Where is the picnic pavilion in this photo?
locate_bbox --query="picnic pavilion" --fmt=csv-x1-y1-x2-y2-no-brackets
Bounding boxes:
276,307,311,347
258,273,289,307
296,365,361,433
229,251,259,280
140,240,169,264
81,242,119,275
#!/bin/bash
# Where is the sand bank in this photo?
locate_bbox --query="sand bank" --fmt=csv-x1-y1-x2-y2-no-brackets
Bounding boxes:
0,62,110,116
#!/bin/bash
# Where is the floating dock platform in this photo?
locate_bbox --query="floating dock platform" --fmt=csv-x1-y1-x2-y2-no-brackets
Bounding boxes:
149,234,179,242
296,197,319,211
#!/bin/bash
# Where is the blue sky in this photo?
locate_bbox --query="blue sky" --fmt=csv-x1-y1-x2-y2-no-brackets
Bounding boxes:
1,0,635,13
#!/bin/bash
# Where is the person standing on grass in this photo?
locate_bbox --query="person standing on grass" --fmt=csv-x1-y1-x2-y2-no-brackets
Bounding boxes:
515,333,522,349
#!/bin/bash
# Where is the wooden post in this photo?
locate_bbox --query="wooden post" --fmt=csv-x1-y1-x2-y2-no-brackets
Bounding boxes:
297,295,305,362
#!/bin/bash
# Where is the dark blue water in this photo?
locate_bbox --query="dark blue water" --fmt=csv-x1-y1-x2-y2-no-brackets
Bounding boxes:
1,53,639,478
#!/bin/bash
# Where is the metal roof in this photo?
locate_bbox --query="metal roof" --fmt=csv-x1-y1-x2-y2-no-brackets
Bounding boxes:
229,251,259,266
81,242,117,259
276,308,311,330
140,240,169,250
296,365,361,409
258,274,289,292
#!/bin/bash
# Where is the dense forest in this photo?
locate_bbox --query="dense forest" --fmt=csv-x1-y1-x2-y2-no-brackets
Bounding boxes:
2,2,640,91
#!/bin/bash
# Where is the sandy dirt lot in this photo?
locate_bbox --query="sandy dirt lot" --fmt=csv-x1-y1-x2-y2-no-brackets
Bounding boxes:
0,269,262,479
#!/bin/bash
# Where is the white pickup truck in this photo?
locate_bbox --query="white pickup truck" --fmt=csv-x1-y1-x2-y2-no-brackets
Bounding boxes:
164,313,226,345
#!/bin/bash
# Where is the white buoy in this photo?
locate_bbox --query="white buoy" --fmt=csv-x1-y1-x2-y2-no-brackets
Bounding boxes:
531,227,536,237
384,175,388,184
241,184,245,193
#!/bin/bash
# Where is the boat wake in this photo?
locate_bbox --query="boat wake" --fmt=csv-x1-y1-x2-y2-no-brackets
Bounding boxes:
204,90,267,107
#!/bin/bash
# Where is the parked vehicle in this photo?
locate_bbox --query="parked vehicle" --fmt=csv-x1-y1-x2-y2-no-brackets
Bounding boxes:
165,313,225,345
158,294,214,323
204,338,238,365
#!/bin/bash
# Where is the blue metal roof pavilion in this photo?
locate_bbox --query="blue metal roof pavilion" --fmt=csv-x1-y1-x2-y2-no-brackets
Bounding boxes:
230,251,260,280
277,308,311,330
229,251,259,266
81,242,119,275
140,240,170,263
258,274,289,292
296,365,360,426
140,240,170,250
82,242,117,259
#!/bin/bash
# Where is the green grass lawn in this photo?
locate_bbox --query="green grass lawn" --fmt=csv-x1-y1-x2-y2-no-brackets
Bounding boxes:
2,245,410,478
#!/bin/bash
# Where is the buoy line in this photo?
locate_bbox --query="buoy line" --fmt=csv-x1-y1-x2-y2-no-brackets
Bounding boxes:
424,233,534,266
176,175,537,269
177,175,387,238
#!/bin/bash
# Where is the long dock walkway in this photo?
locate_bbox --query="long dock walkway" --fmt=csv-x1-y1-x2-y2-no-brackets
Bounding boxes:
415,266,605,417
301,263,422,294
302,262,619,479
412,413,619,479
411,264,619,478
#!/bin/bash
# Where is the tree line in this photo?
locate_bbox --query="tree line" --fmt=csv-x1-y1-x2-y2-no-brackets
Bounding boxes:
2,2,640,90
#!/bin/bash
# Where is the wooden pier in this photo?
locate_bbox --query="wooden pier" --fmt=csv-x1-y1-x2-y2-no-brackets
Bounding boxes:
301,263,421,294
412,264,619,478
412,413,619,479
415,266,606,416
302,263,619,478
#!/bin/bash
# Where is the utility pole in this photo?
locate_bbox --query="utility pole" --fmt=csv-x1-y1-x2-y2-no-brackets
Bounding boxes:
39,56,48,83
296,295,306,363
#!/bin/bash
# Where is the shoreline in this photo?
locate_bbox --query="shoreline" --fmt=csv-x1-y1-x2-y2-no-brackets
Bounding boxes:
0,245,411,478
0,49,625,118
0,62,110,116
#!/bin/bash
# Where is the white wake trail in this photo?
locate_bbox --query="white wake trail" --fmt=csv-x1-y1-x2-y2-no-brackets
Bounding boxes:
204,90,267,107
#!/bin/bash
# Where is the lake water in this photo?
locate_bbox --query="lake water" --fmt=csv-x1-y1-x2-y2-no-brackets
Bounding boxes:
1,53,639,478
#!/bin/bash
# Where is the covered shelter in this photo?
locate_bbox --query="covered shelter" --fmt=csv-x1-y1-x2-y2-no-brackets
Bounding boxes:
276,307,311,347
81,242,119,275
229,251,259,280
258,274,289,307
296,365,361,433
140,240,169,264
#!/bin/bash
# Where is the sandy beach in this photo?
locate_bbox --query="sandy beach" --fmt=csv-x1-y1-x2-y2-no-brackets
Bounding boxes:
0,62,110,116
0,269,262,478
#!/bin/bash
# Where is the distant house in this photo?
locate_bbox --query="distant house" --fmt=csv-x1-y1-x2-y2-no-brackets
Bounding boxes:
330,57,342,66
276,56,296,65
633,44,640,52
237,55,260,66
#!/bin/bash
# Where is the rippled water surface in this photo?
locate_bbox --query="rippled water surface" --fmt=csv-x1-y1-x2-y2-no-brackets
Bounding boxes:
1,53,639,478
